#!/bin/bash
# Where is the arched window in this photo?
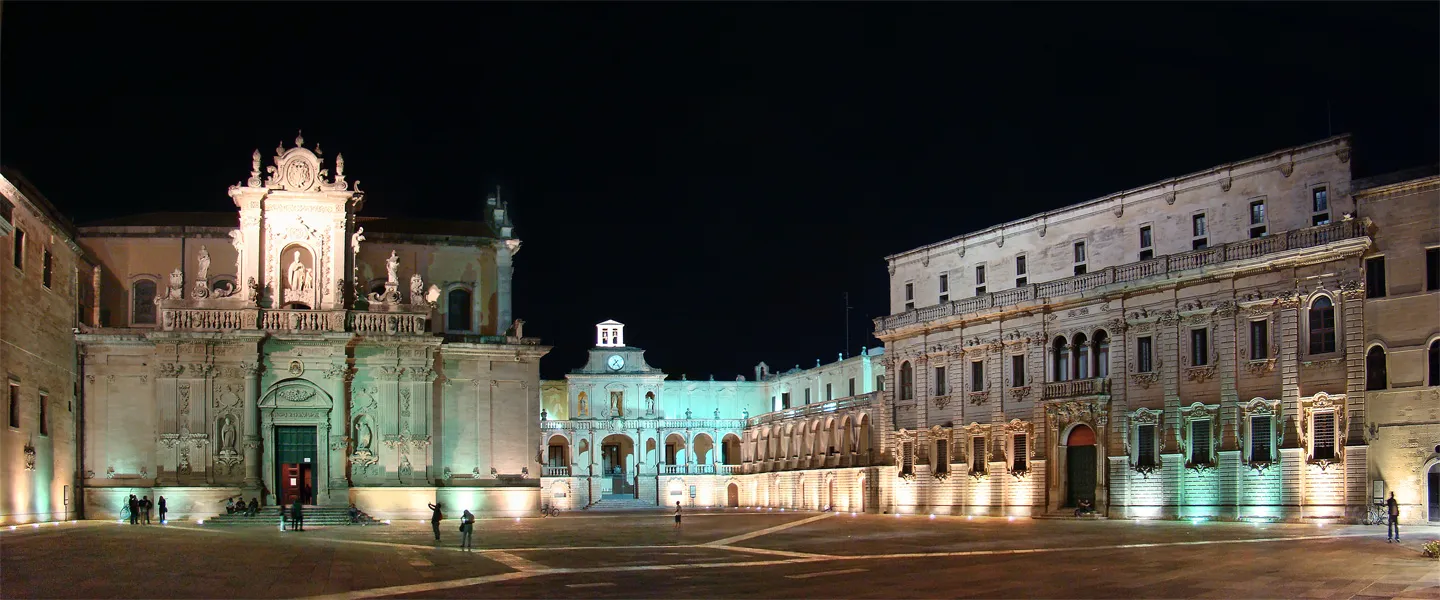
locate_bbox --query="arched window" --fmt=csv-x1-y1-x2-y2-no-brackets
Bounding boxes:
446,288,472,332
1366,346,1387,391
1073,333,1090,380
131,279,158,325
899,361,914,400
1308,296,1336,354
1052,336,1070,381
1094,330,1110,378
1430,340,1440,386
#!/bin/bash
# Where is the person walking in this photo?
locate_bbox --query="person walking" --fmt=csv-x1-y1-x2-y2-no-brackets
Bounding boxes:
128,494,139,525
291,498,305,532
1386,492,1400,542
459,509,475,551
674,501,682,529
157,496,167,524
427,502,443,541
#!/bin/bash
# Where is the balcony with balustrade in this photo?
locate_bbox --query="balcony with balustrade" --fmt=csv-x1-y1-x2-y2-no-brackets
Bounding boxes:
875,219,1370,333
1042,377,1110,400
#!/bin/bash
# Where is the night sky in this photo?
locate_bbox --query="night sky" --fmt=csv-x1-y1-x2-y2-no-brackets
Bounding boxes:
3,3,1436,380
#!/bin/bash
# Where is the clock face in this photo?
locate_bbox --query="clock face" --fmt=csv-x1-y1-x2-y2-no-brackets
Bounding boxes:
607,354,625,371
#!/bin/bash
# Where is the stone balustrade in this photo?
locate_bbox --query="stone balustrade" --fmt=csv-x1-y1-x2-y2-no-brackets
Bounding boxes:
156,304,438,336
350,311,428,335
540,419,746,432
262,309,347,332
1041,377,1110,400
160,307,258,331
875,219,1368,332
541,466,570,477
745,392,879,427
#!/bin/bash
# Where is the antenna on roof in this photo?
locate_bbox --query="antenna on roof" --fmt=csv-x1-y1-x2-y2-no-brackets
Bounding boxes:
843,292,853,359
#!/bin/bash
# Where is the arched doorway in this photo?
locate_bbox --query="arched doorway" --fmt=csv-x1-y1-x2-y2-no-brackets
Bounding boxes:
600,434,634,496
727,482,739,507
1428,460,1440,522
1066,424,1097,507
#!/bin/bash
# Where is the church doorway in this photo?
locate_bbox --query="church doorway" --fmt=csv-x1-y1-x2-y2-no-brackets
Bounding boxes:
1066,424,1097,508
1428,461,1440,521
275,425,318,505
600,434,634,496
727,482,739,507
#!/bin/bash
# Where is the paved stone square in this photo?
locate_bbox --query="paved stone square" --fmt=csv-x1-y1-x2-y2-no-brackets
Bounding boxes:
2,512,1437,599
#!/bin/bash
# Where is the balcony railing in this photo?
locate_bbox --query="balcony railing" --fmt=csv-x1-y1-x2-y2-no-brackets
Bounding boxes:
154,303,454,337
1042,377,1110,400
876,219,1368,332
541,466,570,477
541,419,746,431
746,392,879,427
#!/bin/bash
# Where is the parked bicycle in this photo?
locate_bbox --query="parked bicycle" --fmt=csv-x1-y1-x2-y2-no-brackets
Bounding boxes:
541,504,560,518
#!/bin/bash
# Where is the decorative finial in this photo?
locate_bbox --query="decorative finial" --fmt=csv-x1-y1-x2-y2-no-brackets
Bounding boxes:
275,140,285,156
295,130,304,148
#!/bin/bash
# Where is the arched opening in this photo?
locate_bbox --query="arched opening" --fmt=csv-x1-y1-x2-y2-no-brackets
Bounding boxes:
693,433,715,465
1073,333,1090,379
856,415,872,463
721,434,742,465
600,434,635,496
131,279,158,325
1428,340,1439,386
446,288,472,332
899,361,914,400
727,482,740,508
545,434,570,474
281,245,316,307
1094,330,1110,378
664,433,687,467
1428,460,1440,522
857,473,867,512
828,478,837,511
1053,336,1070,381
1308,296,1336,354
1065,424,1097,508
1366,346,1388,391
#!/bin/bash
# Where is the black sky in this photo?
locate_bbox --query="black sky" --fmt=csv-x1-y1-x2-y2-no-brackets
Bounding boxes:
3,3,1436,380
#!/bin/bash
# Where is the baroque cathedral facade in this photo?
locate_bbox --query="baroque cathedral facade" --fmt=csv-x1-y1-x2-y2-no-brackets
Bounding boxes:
3,133,1437,525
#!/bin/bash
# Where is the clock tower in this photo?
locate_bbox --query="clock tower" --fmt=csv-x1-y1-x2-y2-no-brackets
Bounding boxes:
565,320,664,419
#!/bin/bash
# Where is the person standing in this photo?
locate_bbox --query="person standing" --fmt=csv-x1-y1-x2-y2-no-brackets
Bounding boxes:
157,496,168,524
128,494,139,525
1386,492,1400,542
141,496,152,524
459,509,475,551
291,498,305,532
428,502,443,541
674,501,682,529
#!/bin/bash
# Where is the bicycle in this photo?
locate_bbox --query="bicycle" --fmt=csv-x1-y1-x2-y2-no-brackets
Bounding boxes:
541,505,560,518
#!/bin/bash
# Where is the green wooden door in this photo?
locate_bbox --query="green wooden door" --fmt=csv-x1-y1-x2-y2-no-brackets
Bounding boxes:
1067,445,1096,507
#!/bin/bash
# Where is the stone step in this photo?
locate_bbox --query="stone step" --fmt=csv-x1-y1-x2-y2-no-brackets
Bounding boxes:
202,506,385,526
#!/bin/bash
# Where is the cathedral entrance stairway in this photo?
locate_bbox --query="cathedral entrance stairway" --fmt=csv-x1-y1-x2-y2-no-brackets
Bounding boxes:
586,495,661,511
202,505,386,527
1033,508,1108,520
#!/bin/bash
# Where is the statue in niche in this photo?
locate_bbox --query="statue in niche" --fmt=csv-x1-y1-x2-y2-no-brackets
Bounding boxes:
197,245,211,280
385,250,400,284
218,415,237,453
645,392,655,415
610,391,624,417
353,418,373,452
228,230,244,274
350,227,365,255
287,250,308,292
577,392,588,417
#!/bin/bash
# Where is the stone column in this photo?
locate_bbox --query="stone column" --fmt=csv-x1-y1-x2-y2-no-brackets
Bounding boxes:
1278,298,1302,448
496,240,518,334
325,363,352,503
243,362,262,493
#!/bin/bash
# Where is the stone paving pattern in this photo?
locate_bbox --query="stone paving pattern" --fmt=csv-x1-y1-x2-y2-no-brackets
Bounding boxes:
2,512,1437,599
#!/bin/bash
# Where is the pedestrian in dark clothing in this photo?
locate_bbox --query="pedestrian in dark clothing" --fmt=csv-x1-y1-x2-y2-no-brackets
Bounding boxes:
128,495,139,525
141,496,152,524
302,485,311,505
459,510,474,551
291,498,305,531
157,497,167,523
1386,492,1400,542
248,498,259,516
674,501,682,528
428,502,443,541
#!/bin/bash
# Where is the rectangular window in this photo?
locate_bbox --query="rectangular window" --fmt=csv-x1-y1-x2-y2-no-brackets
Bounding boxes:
970,360,984,392
1190,419,1212,465
1312,412,1336,461
781,392,791,409
804,388,811,405
934,366,947,396
975,265,986,296
1365,256,1386,298
1250,415,1272,463
848,378,855,397
1312,187,1330,225
972,437,986,473
1137,336,1154,373
38,393,47,436
1013,434,1027,472
826,383,833,401
904,282,914,311
935,439,949,473
1073,241,1087,275
1249,320,1269,360
1137,424,1156,468
1012,354,1026,387
1191,329,1209,366
8,383,18,428
1192,214,1208,250
901,441,914,473
1249,200,1267,238
42,250,53,288
1427,248,1440,291
939,294,948,304
1138,225,1154,260
939,274,948,293
1015,255,1028,287
12,229,24,270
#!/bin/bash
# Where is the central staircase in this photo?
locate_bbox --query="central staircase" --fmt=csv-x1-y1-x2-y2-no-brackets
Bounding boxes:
203,505,385,527
586,495,661,511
